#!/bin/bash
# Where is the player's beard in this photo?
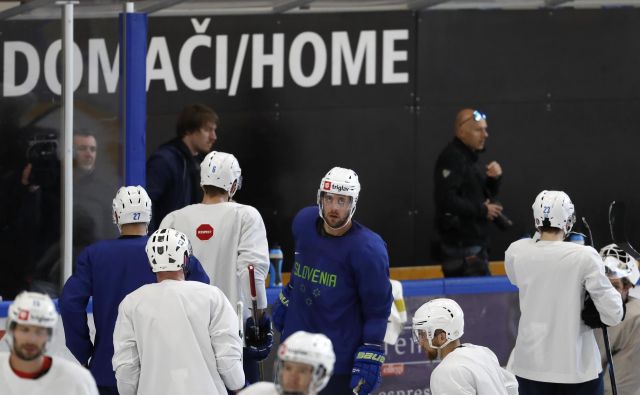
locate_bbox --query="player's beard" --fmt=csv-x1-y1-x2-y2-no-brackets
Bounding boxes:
424,345,439,361
13,342,45,361
322,206,350,229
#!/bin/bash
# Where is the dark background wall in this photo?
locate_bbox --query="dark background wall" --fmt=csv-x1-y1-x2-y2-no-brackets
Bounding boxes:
1,8,639,274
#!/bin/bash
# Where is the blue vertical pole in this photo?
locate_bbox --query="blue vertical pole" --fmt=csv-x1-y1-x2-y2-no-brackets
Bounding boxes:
119,5,147,186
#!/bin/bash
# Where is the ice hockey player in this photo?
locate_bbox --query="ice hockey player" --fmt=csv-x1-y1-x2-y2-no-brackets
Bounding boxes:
272,167,392,395
0,291,99,394
240,331,335,395
60,185,209,394
596,243,640,395
159,151,272,381
505,190,624,394
112,228,244,395
412,297,518,394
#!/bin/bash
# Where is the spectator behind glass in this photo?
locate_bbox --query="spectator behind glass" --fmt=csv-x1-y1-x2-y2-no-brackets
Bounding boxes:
146,103,218,231
72,130,117,269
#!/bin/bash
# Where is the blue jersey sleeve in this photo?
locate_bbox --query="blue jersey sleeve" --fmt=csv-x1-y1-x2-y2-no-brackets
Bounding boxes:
59,247,94,365
352,236,392,345
186,255,210,284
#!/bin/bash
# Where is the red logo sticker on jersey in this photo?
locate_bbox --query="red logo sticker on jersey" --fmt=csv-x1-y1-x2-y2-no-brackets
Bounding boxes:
196,224,214,241
323,181,332,190
18,310,29,321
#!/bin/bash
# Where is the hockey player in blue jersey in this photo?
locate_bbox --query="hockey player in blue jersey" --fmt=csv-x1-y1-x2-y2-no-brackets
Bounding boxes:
59,186,209,395
272,167,392,395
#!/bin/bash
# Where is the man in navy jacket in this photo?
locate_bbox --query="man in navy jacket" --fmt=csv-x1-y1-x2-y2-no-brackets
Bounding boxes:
146,104,219,230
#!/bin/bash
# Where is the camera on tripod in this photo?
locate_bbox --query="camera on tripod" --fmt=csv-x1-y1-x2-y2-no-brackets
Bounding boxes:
26,133,59,188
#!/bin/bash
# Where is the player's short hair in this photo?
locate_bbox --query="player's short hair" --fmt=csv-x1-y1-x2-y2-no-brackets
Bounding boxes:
539,226,564,234
176,104,219,138
202,184,227,197
74,129,96,139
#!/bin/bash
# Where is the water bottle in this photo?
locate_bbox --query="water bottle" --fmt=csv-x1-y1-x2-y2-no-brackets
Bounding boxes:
269,244,284,287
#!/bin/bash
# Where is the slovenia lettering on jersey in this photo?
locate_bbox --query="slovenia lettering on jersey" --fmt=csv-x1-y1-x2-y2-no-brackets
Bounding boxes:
293,261,337,288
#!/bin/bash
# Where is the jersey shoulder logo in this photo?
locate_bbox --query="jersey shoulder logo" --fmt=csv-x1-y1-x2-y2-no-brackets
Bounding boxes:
442,169,451,178
196,224,214,241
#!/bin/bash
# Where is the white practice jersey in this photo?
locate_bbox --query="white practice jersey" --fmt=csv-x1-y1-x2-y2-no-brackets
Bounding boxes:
160,202,269,317
239,381,279,395
505,238,623,383
0,352,99,395
430,344,518,395
112,280,244,395
596,296,640,395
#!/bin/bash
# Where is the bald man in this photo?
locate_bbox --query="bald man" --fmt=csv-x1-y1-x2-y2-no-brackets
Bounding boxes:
433,109,503,277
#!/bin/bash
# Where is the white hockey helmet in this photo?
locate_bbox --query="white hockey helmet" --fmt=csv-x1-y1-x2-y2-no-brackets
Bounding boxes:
275,331,335,395
316,167,361,224
200,151,242,197
112,186,152,228
145,228,192,273
412,298,464,350
532,190,576,233
600,243,640,285
6,292,58,341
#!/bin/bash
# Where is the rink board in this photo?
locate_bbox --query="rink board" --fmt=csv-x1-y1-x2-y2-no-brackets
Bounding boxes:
0,276,519,393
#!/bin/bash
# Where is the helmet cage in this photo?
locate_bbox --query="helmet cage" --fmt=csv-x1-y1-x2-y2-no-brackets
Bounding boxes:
600,243,639,284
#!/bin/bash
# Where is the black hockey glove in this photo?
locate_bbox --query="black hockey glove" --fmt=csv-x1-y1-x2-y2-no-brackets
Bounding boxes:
582,292,626,329
244,315,274,361
582,293,604,329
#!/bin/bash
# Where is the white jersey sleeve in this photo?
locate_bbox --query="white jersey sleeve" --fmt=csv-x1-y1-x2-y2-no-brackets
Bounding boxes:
158,211,175,230
210,286,246,390
582,247,624,326
112,297,140,395
487,347,519,395
236,206,270,310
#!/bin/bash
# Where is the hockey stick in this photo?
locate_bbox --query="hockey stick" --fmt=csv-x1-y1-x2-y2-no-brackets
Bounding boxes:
602,325,618,395
248,265,265,381
609,201,640,260
581,217,595,247
583,215,617,394
352,378,365,394
237,301,245,362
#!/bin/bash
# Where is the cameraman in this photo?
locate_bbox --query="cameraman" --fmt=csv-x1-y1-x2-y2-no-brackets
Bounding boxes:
434,108,503,277
17,129,61,295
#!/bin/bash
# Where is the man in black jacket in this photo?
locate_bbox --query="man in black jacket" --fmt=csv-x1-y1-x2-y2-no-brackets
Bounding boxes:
434,108,503,277
146,104,218,231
